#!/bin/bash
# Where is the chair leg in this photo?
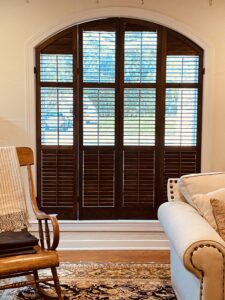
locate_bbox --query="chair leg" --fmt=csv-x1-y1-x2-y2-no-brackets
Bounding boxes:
33,270,40,289
34,269,62,300
51,267,62,300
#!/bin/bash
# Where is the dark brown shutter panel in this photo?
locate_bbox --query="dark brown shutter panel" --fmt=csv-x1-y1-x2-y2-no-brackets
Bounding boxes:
42,32,73,54
167,30,199,55
123,149,155,207
163,149,198,201
41,148,75,219
82,149,115,207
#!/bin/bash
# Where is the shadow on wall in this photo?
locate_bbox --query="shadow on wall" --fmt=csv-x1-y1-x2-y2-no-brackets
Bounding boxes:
0,117,30,147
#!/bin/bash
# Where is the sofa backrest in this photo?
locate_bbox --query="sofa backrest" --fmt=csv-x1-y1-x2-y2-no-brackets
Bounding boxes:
178,172,225,204
168,172,225,203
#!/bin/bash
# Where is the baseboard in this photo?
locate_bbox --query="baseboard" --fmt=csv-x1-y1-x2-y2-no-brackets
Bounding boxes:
57,238,170,250
30,220,164,232
30,220,169,250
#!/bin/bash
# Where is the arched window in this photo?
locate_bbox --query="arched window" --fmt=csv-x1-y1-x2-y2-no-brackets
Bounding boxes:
36,18,203,220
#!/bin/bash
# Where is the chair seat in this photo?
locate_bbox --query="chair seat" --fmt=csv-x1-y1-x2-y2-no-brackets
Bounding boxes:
0,246,59,276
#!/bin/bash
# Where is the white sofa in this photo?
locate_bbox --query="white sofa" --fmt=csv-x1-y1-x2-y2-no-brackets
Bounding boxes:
158,174,225,300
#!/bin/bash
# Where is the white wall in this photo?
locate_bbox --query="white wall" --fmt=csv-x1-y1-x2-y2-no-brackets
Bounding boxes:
0,0,224,249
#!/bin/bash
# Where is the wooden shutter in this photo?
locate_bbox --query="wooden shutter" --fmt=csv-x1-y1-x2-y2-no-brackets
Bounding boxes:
79,20,117,219
36,19,203,220
41,148,75,218
36,29,77,219
121,149,156,218
162,30,203,203
82,149,115,219
40,31,74,54
163,149,197,201
119,21,158,219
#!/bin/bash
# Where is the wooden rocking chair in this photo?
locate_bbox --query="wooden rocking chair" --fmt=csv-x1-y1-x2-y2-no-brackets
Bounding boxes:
0,147,62,299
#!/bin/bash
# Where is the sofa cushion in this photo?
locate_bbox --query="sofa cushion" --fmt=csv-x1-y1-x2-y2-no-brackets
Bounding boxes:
178,172,225,205
211,198,225,239
191,188,225,229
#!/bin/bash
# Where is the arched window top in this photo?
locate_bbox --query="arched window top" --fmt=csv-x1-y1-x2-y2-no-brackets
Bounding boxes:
37,18,203,55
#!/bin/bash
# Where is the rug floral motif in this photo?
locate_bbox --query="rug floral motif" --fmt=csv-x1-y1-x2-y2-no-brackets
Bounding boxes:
0,262,176,300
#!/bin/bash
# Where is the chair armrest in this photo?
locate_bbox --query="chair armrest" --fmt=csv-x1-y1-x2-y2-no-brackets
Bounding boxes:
158,202,225,300
35,211,60,251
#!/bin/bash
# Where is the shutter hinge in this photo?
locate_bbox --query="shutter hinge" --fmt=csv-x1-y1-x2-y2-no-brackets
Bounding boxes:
203,67,205,75
34,66,37,74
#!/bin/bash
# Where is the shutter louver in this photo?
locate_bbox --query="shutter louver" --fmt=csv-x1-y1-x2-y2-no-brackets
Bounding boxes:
124,88,156,146
83,149,115,207
40,54,73,82
41,87,73,146
41,148,75,218
83,88,115,146
83,31,116,83
124,31,157,83
165,88,198,146
166,56,199,83
123,149,155,207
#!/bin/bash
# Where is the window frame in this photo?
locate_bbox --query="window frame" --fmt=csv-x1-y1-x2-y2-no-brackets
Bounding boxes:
36,18,204,220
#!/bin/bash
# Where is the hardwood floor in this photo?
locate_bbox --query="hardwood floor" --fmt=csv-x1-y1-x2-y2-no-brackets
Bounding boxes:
58,250,170,264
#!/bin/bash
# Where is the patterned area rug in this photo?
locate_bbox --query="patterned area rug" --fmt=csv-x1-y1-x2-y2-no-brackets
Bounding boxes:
0,262,176,299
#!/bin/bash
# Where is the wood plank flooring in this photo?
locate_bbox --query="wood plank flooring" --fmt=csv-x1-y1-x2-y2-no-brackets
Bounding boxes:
58,250,170,263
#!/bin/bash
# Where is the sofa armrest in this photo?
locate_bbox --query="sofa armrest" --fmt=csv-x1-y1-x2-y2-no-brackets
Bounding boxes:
158,202,225,300
158,202,225,259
